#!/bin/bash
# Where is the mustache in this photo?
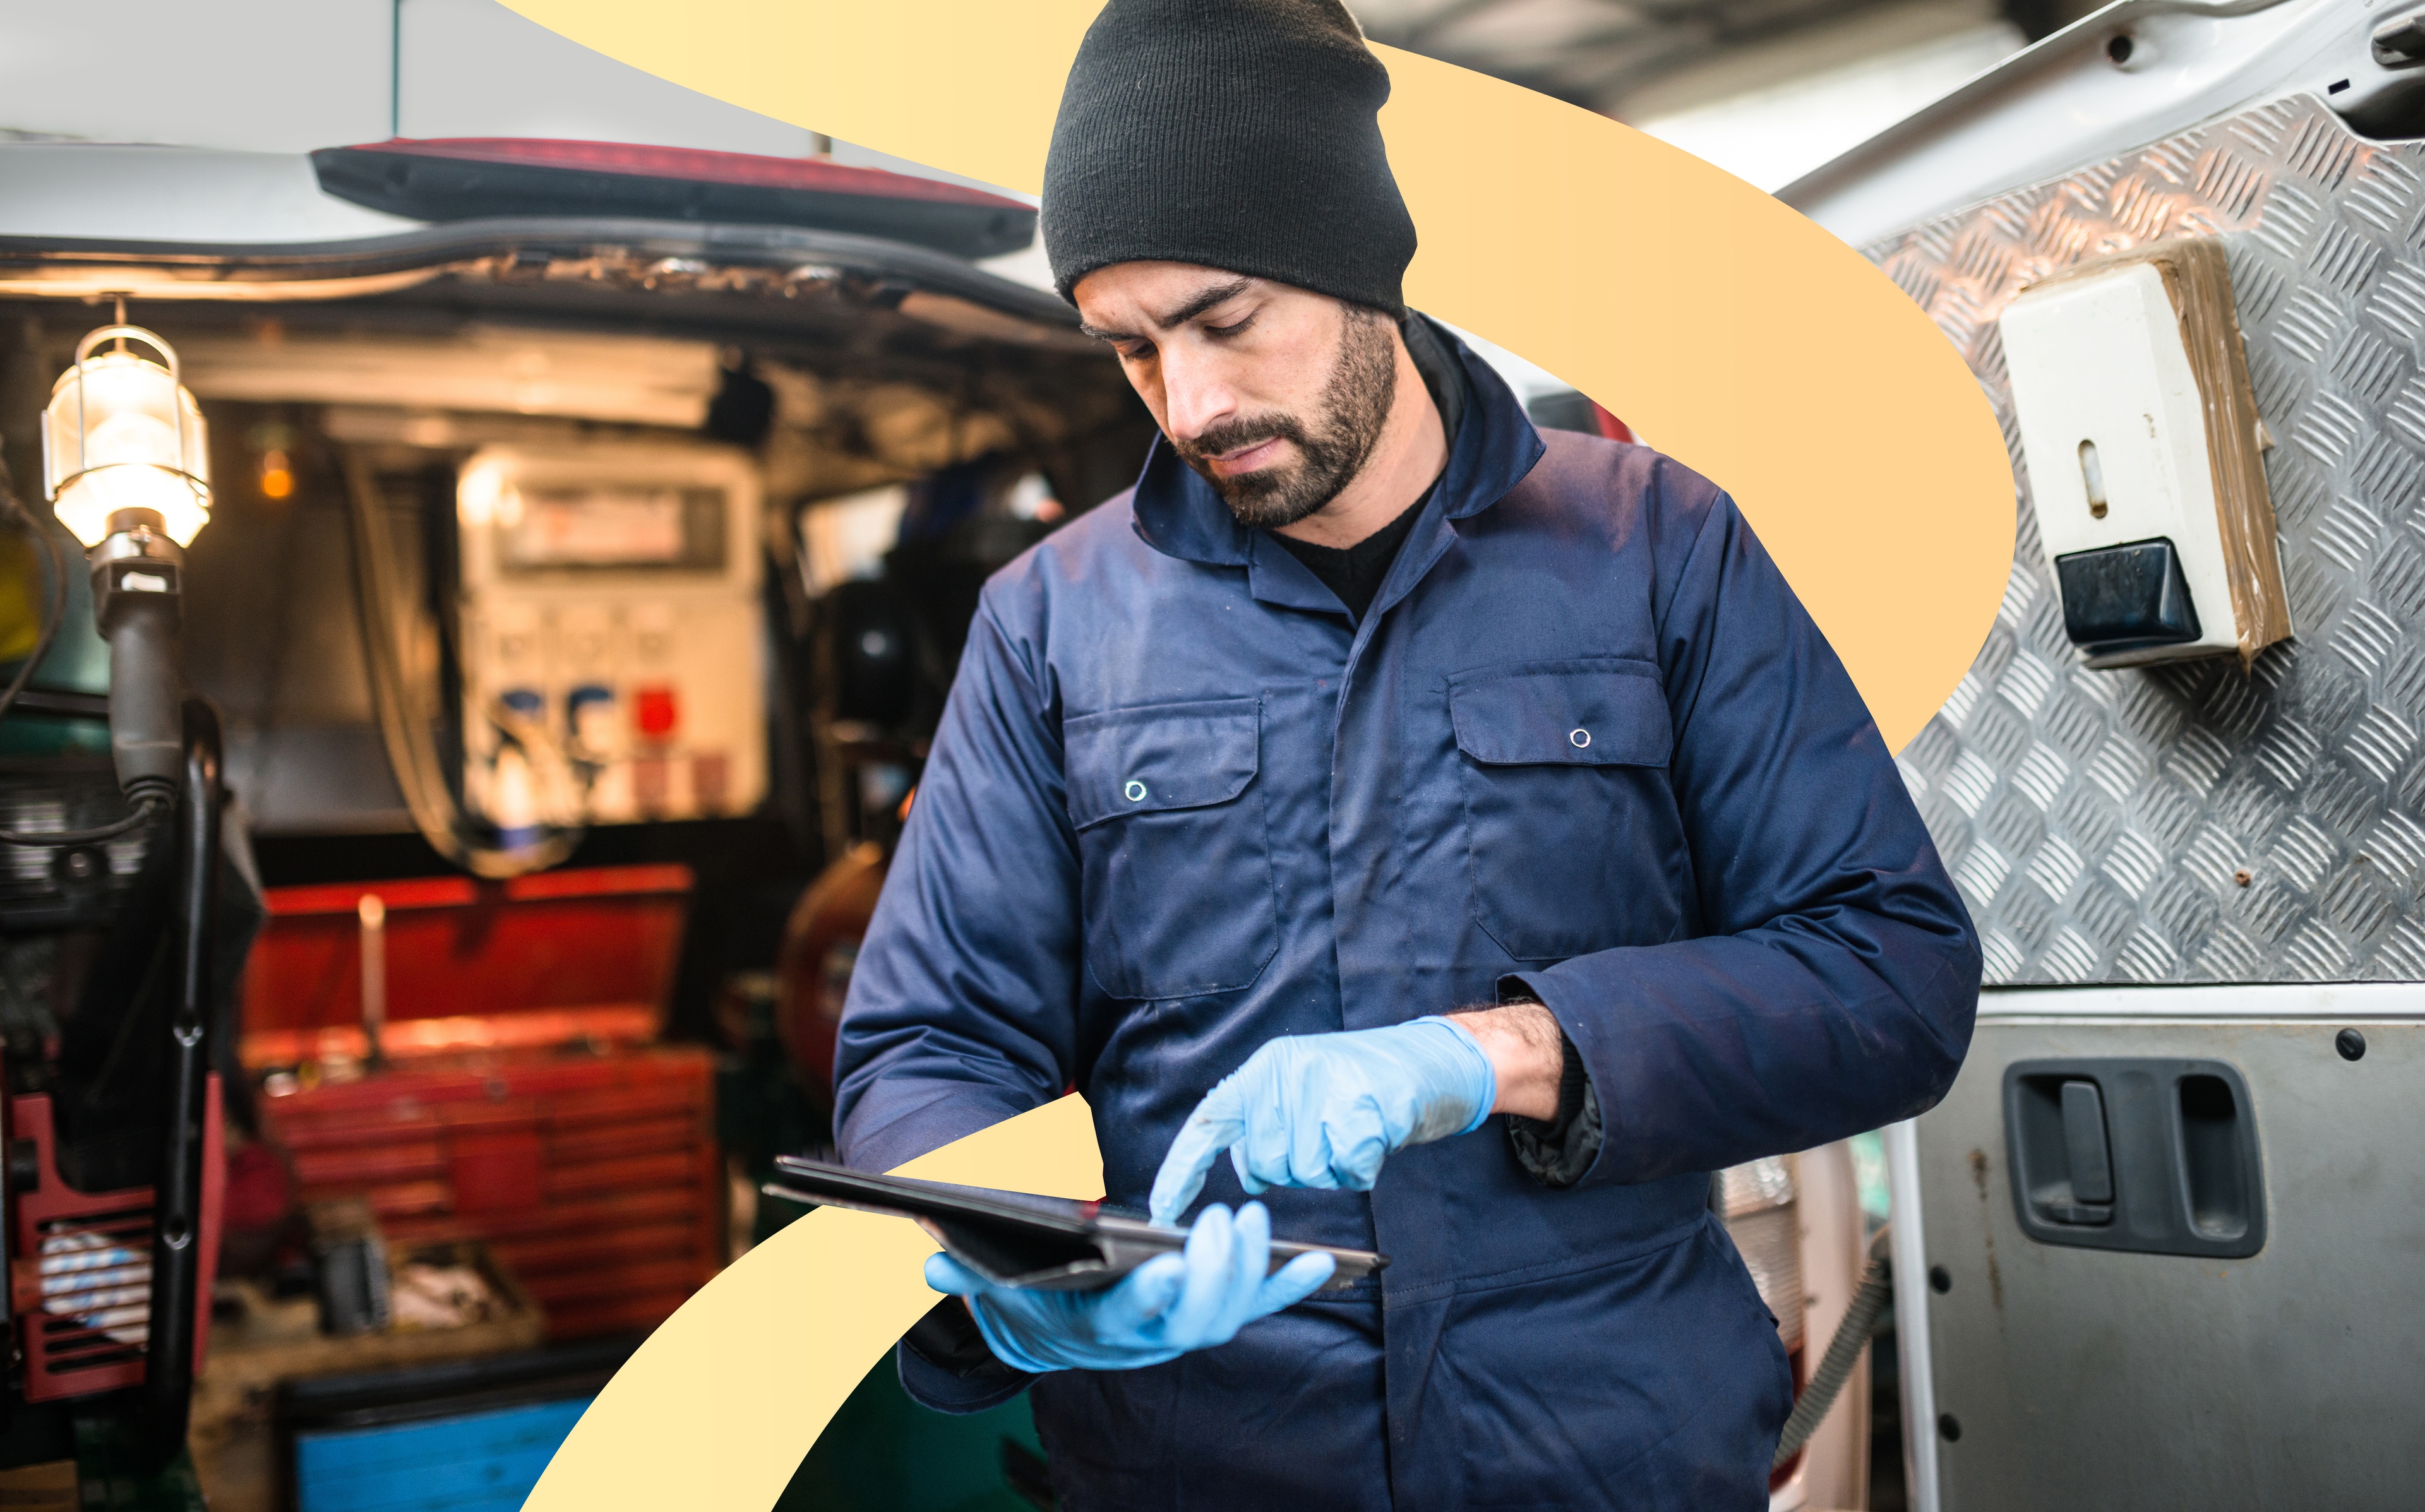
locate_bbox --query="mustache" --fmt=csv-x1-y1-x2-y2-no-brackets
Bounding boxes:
1172,413,1309,472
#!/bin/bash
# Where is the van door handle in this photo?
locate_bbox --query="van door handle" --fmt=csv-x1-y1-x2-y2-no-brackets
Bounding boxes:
2004,1059,2265,1258
2049,1079,2113,1223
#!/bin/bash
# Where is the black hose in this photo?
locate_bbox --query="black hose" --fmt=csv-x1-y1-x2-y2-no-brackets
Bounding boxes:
98,580,184,806
133,698,220,1476
1774,1226,1894,1470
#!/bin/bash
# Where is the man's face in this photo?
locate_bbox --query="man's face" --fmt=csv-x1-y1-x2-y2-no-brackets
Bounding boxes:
1074,262,1399,529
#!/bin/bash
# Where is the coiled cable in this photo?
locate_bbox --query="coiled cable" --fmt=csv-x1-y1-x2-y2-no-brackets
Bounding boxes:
1774,1224,1894,1470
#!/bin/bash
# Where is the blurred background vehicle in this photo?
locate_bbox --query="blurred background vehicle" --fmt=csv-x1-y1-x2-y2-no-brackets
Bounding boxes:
0,111,1149,1509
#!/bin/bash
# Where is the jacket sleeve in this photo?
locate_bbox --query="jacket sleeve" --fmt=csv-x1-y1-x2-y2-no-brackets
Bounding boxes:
833,586,1080,1175
831,587,1079,1411
1507,470,1981,1186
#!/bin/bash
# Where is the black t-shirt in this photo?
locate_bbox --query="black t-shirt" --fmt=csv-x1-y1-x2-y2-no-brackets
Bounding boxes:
1269,485,1433,624
1264,315,1468,626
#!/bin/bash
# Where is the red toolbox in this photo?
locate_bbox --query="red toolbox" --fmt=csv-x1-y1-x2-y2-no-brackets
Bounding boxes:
241,864,719,1340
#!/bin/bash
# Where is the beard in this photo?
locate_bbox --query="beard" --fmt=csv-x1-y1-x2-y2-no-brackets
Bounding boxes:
1171,306,1399,530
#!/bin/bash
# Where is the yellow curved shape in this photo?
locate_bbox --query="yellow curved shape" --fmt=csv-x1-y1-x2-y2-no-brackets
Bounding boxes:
525,1093,1103,1510
501,6,2015,1509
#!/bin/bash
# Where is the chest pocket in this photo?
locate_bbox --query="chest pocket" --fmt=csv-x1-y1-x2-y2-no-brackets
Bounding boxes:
1064,698,1279,1001
1449,659,1686,963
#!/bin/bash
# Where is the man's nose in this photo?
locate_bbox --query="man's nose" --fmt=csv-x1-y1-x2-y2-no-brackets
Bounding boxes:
1158,349,1237,442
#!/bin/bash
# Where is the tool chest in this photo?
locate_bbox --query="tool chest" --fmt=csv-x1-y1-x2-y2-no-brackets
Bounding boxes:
240,865,717,1338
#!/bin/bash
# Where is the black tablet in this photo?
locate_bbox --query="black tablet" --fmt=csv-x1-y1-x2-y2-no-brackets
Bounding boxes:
765,1155,1387,1292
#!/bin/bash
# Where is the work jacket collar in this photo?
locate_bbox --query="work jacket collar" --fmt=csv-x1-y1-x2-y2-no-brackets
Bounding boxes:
1127,314,1547,571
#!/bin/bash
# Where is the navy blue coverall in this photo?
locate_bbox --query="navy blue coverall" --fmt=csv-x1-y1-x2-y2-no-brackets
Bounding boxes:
833,323,1981,1510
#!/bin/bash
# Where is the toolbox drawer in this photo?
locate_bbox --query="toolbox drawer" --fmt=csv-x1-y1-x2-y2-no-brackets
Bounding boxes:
246,867,719,1341
260,1049,718,1340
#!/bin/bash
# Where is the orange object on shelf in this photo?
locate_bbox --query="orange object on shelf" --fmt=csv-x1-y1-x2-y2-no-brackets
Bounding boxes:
241,865,718,1341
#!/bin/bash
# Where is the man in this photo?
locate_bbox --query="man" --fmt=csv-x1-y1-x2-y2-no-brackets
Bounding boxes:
832,1,1980,1505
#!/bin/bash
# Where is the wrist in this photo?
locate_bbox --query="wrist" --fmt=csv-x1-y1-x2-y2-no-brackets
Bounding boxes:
1440,1003,1565,1121
961,1294,1057,1376
1411,1015,1500,1135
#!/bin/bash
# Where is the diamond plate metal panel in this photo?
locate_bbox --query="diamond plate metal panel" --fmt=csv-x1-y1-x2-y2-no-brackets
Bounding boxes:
1869,95,2425,984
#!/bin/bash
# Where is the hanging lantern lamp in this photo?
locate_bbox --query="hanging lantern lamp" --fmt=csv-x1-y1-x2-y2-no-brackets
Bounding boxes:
42,324,212,549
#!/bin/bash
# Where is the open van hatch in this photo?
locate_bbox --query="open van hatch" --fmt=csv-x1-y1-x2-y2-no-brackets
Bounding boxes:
0,140,1146,842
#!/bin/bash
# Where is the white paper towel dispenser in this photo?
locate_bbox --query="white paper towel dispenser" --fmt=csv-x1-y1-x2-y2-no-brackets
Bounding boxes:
1998,239,2290,669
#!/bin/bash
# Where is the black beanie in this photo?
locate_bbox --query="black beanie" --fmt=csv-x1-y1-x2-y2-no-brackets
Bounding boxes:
1041,0,1418,316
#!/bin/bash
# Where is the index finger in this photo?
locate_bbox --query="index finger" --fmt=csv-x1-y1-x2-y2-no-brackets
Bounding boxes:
1149,1078,1247,1225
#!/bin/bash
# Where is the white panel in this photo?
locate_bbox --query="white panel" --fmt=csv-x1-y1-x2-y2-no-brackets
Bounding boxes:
1998,261,2239,659
457,444,768,829
0,0,389,153
0,146,416,243
398,0,814,154
0,2,1040,265
1782,0,2376,249
1980,980,2425,1021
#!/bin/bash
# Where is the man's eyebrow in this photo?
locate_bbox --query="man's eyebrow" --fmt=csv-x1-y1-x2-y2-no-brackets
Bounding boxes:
1077,277,1256,345
1154,277,1254,330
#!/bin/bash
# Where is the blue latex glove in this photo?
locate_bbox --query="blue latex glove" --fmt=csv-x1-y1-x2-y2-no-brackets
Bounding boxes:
923,1201,1334,1374
1148,1016,1497,1225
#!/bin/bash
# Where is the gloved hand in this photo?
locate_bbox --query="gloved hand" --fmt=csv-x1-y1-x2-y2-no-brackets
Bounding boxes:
1148,1016,1497,1226
923,1201,1334,1374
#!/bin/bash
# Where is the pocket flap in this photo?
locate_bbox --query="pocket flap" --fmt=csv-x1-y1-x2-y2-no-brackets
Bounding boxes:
1449,662,1671,767
1064,698,1262,830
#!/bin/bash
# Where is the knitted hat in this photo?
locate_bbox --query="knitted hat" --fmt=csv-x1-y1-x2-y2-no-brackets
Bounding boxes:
1040,0,1418,315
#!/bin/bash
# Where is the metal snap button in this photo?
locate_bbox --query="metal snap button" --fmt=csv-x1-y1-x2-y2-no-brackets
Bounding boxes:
1569,728,1591,748
1124,780,1148,802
